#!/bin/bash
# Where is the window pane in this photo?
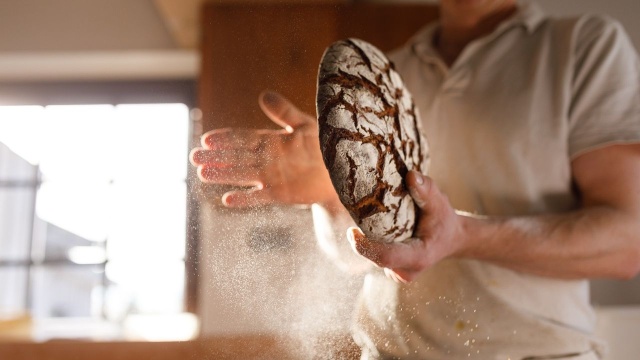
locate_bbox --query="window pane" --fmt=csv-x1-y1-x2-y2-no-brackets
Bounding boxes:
0,142,37,182
111,104,189,181
105,261,185,316
0,267,28,318
0,106,45,168
39,105,115,181
0,188,35,261
35,181,110,246
107,182,186,261
30,265,104,319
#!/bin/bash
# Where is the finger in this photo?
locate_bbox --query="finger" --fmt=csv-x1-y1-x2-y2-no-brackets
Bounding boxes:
201,128,272,150
347,227,383,264
383,268,398,281
349,227,426,270
385,238,429,271
222,188,275,208
406,170,433,211
389,268,417,283
189,147,203,166
190,148,258,167
198,165,261,186
190,148,215,166
259,90,314,132
383,268,408,284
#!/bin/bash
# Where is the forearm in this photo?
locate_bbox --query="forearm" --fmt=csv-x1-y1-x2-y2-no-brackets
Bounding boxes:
460,205,640,279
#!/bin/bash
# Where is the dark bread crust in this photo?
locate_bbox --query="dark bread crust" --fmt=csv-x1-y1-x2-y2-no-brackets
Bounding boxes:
316,39,428,243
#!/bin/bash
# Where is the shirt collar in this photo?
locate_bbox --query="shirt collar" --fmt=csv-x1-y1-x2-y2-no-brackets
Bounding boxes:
506,0,546,34
410,0,546,61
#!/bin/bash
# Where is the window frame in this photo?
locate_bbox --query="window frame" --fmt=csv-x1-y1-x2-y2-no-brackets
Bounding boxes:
0,79,200,317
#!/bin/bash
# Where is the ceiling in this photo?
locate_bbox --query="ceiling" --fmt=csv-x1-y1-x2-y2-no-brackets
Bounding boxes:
153,0,205,49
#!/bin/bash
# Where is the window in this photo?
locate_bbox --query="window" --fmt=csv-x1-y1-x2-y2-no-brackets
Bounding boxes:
0,90,197,341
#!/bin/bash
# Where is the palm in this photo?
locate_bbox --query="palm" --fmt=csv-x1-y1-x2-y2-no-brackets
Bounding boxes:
190,91,338,207
262,121,335,205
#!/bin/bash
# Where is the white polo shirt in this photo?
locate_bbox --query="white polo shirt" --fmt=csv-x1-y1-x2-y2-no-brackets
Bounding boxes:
352,2,640,359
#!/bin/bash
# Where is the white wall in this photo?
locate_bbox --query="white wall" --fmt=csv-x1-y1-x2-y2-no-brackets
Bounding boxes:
535,0,640,51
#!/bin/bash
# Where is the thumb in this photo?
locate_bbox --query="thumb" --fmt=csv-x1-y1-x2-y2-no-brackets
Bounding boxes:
258,90,314,132
406,170,437,213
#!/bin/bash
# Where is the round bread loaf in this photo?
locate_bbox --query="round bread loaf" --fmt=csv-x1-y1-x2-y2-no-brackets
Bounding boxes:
316,38,428,243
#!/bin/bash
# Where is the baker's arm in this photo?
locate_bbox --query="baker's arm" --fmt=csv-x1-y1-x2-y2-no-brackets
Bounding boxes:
349,143,640,282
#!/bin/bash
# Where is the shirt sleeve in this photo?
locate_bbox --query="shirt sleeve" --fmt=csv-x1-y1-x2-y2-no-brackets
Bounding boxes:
568,15,640,159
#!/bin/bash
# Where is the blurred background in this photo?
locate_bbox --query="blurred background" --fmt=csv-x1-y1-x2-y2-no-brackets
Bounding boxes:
0,1,638,359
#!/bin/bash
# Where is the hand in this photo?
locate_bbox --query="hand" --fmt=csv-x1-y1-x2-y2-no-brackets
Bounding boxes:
190,90,338,208
347,171,468,283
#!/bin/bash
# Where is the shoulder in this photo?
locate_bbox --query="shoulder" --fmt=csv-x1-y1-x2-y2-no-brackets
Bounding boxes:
574,14,632,52
536,13,638,80
542,12,625,35
574,14,627,38
545,14,634,56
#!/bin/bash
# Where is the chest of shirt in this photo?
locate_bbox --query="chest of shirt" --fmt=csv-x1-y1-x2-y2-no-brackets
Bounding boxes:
392,26,579,214
404,28,573,152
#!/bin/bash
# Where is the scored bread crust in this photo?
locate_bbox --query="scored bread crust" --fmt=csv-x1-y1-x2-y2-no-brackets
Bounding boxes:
316,38,428,243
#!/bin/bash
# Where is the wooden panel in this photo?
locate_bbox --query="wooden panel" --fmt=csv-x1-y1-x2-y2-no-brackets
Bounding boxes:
200,4,334,130
199,3,439,131
337,5,439,50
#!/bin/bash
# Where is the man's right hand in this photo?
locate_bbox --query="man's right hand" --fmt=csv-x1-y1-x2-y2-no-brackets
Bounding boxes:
189,90,340,208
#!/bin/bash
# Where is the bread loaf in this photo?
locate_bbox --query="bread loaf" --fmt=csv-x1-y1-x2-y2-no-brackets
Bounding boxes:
316,38,428,243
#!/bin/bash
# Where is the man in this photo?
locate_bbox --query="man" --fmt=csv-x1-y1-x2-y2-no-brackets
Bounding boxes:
191,0,640,358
